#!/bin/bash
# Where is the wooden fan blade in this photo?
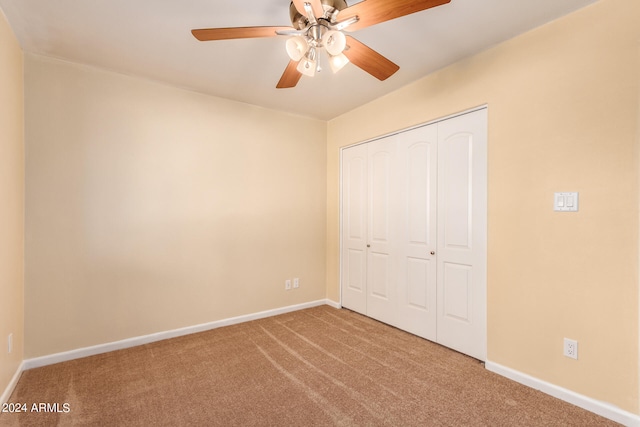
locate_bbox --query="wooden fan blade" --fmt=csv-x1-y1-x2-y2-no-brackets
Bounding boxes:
192,26,294,41
292,0,325,19
337,0,450,31
291,0,307,15
343,36,399,81
276,60,303,88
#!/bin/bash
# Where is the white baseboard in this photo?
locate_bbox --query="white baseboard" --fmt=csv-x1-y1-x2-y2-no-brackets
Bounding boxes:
324,299,341,309
23,299,339,370
486,361,640,427
1,361,24,404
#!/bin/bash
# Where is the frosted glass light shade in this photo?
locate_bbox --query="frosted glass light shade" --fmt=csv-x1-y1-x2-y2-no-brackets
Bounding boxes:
286,36,309,61
296,57,317,77
328,53,349,73
322,30,346,56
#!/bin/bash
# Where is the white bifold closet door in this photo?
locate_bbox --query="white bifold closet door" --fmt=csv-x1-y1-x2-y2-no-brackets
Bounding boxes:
341,108,487,361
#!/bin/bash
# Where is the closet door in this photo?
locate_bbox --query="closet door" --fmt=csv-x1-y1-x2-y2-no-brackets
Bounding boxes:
365,137,398,326
341,138,399,324
341,143,368,314
340,108,487,361
436,109,487,361
395,125,438,340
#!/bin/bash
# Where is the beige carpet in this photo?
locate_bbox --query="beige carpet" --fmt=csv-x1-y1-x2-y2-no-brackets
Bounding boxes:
2,306,619,426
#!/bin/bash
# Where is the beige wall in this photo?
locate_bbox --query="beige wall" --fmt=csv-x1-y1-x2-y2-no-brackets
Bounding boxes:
327,0,639,414
12,0,640,417
24,55,327,358
0,11,24,397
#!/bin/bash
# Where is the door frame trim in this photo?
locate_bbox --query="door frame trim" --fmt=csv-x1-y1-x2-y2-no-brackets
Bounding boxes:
338,105,488,154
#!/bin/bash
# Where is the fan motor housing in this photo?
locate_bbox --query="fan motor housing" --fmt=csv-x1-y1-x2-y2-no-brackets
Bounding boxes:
289,0,348,29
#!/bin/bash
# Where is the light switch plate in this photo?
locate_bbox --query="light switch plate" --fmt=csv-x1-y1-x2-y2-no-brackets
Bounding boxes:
554,192,579,212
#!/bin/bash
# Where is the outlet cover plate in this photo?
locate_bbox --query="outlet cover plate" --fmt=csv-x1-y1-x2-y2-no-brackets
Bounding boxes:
563,338,578,360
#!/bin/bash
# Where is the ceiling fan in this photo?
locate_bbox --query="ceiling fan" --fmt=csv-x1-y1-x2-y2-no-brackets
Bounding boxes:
191,0,450,89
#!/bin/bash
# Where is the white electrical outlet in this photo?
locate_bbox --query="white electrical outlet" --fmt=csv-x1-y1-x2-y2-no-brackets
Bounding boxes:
293,278,299,289
563,338,578,360
285,279,292,290
8,333,13,354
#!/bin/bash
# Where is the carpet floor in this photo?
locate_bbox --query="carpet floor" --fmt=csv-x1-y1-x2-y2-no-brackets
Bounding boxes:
2,306,619,426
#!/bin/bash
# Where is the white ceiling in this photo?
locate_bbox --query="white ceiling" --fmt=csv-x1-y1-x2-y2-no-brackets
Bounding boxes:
1,0,597,120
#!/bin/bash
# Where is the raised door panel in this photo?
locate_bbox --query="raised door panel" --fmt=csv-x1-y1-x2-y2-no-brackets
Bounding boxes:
442,134,472,251
442,262,472,323
341,144,368,314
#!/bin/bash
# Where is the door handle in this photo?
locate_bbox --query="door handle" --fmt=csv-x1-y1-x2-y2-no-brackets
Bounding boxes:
367,244,371,248
430,251,436,255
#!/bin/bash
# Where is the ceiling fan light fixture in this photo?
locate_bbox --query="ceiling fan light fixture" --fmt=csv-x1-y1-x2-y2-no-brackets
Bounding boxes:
322,30,346,56
285,36,309,61
193,0,450,89
328,52,349,73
